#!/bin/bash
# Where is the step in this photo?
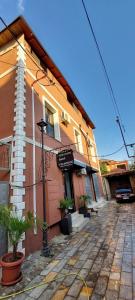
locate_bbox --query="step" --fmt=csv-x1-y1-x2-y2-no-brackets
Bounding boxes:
72,217,89,232
71,211,90,232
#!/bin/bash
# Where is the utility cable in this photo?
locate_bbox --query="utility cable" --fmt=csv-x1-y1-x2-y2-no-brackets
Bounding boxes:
74,144,124,158
81,0,122,121
0,17,55,87
0,272,90,300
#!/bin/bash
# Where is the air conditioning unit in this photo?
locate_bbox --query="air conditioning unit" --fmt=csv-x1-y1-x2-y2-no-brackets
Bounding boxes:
76,168,87,176
61,111,70,125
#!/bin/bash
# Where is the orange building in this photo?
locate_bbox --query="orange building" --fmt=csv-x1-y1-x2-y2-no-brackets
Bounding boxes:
0,17,103,255
100,159,128,174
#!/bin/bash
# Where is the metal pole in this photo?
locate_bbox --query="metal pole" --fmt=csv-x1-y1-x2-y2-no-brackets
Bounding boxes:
116,116,130,158
37,119,50,257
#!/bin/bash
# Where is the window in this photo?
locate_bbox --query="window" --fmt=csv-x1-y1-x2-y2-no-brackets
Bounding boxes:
88,139,96,162
74,129,83,153
43,97,61,141
45,106,54,138
117,164,126,170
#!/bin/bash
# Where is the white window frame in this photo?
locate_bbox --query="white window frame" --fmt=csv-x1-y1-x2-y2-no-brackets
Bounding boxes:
42,96,61,141
73,127,83,154
88,138,96,162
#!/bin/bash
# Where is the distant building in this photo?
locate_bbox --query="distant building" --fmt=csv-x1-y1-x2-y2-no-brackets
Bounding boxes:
100,159,128,174
0,17,103,256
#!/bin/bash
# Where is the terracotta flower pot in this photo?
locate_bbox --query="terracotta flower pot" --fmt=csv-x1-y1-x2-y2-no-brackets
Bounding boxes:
0,252,24,286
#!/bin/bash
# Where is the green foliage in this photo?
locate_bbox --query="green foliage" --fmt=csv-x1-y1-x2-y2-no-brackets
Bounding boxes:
59,198,73,210
129,163,135,171
79,194,91,207
100,162,108,174
0,205,42,260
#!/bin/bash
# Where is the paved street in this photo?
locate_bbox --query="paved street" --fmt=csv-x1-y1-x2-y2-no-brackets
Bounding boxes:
2,200,135,299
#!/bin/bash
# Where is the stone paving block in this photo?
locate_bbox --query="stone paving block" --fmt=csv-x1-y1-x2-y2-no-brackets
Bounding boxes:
51,285,69,300
94,276,108,296
105,289,119,300
67,258,77,266
29,282,48,299
63,274,76,287
66,248,78,257
109,272,120,281
79,253,89,261
111,265,121,272
78,286,93,300
43,271,58,283
78,269,89,280
40,260,60,276
67,279,83,298
121,272,132,286
91,293,103,300
122,260,132,273
75,260,85,269
100,270,110,277
91,263,102,273
83,259,93,270
38,281,61,300
60,268,70,275
123,253,132,262
53,259,68,272
11,294,34,300
107,279,120,291
86,272,99,288
25,275,45,295
119,284,132,300
133,268,135,284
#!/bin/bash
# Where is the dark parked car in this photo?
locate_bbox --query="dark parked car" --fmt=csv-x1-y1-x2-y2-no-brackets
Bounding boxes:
115,188,135,203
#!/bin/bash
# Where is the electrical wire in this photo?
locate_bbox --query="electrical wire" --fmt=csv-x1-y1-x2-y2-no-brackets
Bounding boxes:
81,144,124,158
0,17,55,87
0,272,90,300
81,0,123,122
0,59,40,72
0,17,126,160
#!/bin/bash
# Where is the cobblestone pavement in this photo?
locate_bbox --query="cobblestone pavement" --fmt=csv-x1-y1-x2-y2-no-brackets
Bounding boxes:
1,200,135,300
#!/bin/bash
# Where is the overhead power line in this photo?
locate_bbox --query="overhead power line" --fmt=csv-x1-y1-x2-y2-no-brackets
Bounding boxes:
81,0,135,158
81,0,122,121
0,17,54,87
0,16,131,159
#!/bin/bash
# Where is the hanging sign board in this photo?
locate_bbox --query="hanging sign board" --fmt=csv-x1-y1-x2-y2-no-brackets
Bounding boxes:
56,149,74,170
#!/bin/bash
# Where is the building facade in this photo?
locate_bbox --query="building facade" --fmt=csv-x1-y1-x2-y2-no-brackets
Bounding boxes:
0,17,103,255
100,159,128,174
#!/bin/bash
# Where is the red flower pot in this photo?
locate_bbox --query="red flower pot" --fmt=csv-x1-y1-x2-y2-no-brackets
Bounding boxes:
0,252,24,286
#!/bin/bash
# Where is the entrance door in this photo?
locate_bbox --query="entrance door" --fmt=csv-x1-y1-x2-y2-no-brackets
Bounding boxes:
64,172,74,210
0,182,9,256
92,173,100,200
85,176,93,206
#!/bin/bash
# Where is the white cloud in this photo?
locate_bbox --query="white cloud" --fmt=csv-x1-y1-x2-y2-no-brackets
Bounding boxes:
18,0,24,13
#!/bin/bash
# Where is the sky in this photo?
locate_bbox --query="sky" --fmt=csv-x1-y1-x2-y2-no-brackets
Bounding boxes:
0,0,135,162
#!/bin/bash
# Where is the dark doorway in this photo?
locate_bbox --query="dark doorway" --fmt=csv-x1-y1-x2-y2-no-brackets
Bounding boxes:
64,171,75,211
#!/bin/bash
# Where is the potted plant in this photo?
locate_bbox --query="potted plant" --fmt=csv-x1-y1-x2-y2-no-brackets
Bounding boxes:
59,198,73,235
0,204,39,286
79,194,91,217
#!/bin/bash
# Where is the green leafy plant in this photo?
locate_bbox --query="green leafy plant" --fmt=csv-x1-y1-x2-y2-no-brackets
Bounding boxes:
59,198,73,215
99,162,108,174
79,194,91,208
0,205,45,261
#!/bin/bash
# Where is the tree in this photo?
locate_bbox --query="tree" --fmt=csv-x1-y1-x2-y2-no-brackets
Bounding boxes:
100,162,108,174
